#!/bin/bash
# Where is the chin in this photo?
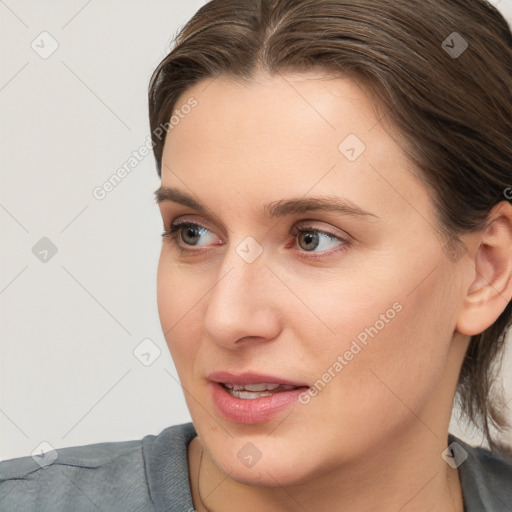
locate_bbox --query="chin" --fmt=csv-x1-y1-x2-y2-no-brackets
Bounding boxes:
207,441,317,488
219,461,304,488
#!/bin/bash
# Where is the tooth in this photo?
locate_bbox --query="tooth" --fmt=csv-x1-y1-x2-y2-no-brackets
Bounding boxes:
223,382,300,392
228,389,273,399
243,383,272,391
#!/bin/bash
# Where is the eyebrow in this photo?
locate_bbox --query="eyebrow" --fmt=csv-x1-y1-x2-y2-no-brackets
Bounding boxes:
154,186,380,220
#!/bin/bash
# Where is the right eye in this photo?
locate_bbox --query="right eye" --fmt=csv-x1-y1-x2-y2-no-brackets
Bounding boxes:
162,221,219,253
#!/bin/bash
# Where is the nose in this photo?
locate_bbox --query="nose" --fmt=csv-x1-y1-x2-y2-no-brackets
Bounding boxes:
203,248,282,350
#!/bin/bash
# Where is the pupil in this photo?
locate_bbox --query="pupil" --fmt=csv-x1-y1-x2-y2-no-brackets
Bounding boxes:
300,232,319,251
184,227,200,244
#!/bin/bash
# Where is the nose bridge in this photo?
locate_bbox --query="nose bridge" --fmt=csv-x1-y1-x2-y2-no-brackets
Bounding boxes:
203,238,279,344
210,240,267,316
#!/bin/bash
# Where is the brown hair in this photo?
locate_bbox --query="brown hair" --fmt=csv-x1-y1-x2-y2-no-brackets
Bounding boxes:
148,0,512,453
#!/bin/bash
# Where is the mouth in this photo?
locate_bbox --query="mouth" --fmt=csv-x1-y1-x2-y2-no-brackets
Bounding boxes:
221,382,303,399
207,371,311,423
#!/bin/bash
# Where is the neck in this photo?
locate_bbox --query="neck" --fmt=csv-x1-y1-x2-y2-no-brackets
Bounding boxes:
188,425,464,512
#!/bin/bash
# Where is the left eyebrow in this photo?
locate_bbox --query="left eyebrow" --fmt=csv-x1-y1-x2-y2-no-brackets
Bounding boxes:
154,186,381,220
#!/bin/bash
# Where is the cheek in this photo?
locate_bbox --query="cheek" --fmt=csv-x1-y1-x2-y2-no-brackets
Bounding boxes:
156,255,204,365
312,265,456,435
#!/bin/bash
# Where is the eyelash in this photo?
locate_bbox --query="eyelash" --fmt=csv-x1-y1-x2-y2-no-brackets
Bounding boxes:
161,220,351,258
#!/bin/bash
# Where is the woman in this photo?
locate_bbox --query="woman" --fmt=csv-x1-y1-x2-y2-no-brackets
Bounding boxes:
1,0,511,510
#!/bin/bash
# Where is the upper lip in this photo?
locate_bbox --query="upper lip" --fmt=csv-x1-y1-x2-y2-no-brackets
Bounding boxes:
207,371,309,387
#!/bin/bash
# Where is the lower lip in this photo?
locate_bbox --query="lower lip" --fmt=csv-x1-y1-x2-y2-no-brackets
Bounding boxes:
209,382,308,424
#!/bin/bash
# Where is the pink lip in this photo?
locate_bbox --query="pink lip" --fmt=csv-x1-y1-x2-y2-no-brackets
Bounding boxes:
206,370,309,387
207,371,310,424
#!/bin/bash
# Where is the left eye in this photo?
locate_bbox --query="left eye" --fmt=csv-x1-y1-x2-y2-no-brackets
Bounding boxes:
161,221,350,256
291,226,345,253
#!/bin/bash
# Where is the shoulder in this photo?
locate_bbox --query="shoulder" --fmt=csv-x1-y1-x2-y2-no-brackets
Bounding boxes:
0,422,197,512
142,421,197,510
449,433,512,512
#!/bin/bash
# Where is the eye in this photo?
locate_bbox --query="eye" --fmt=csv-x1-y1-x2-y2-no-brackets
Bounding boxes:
161,221,219,253
290,223,350,256
161,219,351,257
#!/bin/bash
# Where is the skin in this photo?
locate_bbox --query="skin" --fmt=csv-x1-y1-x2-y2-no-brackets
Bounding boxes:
155,71,512,512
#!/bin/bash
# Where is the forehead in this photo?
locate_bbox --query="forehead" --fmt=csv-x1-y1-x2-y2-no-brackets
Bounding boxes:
159,72,432,225
164,72,381,156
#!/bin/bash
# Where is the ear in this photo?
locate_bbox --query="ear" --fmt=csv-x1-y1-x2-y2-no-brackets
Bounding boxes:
456,201,512,336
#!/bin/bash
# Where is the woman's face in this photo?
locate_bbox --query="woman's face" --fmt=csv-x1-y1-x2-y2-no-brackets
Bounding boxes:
156,72,468,486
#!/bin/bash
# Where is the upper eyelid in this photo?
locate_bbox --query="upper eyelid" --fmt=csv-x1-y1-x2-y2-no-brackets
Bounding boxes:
168,217,218,236
164,213,226,237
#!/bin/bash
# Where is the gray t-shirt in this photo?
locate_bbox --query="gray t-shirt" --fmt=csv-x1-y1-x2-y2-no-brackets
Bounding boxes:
1,422,511,511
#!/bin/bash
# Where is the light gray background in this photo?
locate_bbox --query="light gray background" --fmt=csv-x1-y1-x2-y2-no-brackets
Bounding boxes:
1,0,511,461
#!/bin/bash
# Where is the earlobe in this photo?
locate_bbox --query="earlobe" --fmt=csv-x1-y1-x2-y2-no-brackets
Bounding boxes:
456,201,512,337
